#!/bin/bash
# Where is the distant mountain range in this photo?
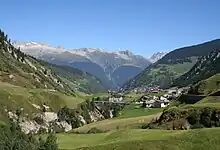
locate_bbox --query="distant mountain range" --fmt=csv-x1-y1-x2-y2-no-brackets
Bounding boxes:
13,41,164,89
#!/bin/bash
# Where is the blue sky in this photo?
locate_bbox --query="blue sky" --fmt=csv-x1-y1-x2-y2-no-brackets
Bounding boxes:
1,0,220,57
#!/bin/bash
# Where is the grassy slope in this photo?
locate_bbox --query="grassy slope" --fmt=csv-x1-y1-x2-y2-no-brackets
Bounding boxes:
190,74,220,95
49,64,107,94
197,96,220,104
123,92,143,102
0,81,85,116
57,128,220,150
123,56,197,89
173,50,220,88
74,113,161,133
185,102,220,109
117,105,163,119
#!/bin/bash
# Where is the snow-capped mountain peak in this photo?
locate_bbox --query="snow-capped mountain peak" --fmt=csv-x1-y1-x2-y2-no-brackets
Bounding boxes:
149,52,167,63
12,41,65,57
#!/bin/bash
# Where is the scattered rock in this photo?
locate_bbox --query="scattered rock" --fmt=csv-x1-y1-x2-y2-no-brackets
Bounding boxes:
43,105,50,110
9,74,15,79
32,104,41,109
57,121,72,132
78,115,86,125
43,112,58,123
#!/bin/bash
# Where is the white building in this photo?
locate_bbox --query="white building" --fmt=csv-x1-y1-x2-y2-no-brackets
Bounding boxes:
154,100,170,108
109,97,123,102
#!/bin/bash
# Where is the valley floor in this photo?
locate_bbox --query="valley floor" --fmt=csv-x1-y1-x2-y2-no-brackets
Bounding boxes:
57,128,220,150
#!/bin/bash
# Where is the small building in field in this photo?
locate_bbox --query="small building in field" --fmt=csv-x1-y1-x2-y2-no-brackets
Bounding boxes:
108,97,123,102
154,99,170,108
145,100,156,108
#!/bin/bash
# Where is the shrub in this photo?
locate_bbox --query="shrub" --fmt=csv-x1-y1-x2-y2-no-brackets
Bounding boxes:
87,127,105,134
191,123,204,129
141,124,149,129
200,108,214,127
187,110,200,125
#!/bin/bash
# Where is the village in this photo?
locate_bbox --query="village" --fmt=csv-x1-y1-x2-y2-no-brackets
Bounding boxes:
105,86,189,108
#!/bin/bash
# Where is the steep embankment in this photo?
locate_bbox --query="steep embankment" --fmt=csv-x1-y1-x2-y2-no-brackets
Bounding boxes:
122,39,220,90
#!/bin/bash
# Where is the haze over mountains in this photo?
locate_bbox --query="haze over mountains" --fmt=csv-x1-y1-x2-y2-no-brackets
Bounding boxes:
13,41,164,89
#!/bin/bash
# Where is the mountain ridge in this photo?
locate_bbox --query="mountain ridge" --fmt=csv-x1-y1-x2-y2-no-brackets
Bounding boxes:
13,41,152,89
122,39,220,91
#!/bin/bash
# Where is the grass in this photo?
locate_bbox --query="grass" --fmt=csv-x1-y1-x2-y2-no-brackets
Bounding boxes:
117,105,163,119
79,92,110,100
195,74,220,95
73,104,164,133
73,113,161,133
123,91,167,102
55,128,220,150
56,129,179,149
123,92,143,102
186,102,220,109
0,81,85,115
197,96,220,104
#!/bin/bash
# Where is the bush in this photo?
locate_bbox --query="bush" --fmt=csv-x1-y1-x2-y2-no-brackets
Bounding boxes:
200,108,213,127
87,127,105,134
141,124,149,129
187,110,200,125
191,123,204,129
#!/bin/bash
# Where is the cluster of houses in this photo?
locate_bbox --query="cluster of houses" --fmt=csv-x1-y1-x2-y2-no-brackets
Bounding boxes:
134,87,188,108
135,95,170,108
108,93,124,103
132,86,163,93
105,87,189,108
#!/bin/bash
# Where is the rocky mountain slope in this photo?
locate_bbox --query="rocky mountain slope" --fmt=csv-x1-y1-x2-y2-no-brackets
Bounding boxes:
122,39,220,90
173,49,220,88
13,41,151,89
149,52,167,63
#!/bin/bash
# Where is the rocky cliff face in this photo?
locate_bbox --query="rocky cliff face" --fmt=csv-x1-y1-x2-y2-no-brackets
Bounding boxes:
6,101,122,134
